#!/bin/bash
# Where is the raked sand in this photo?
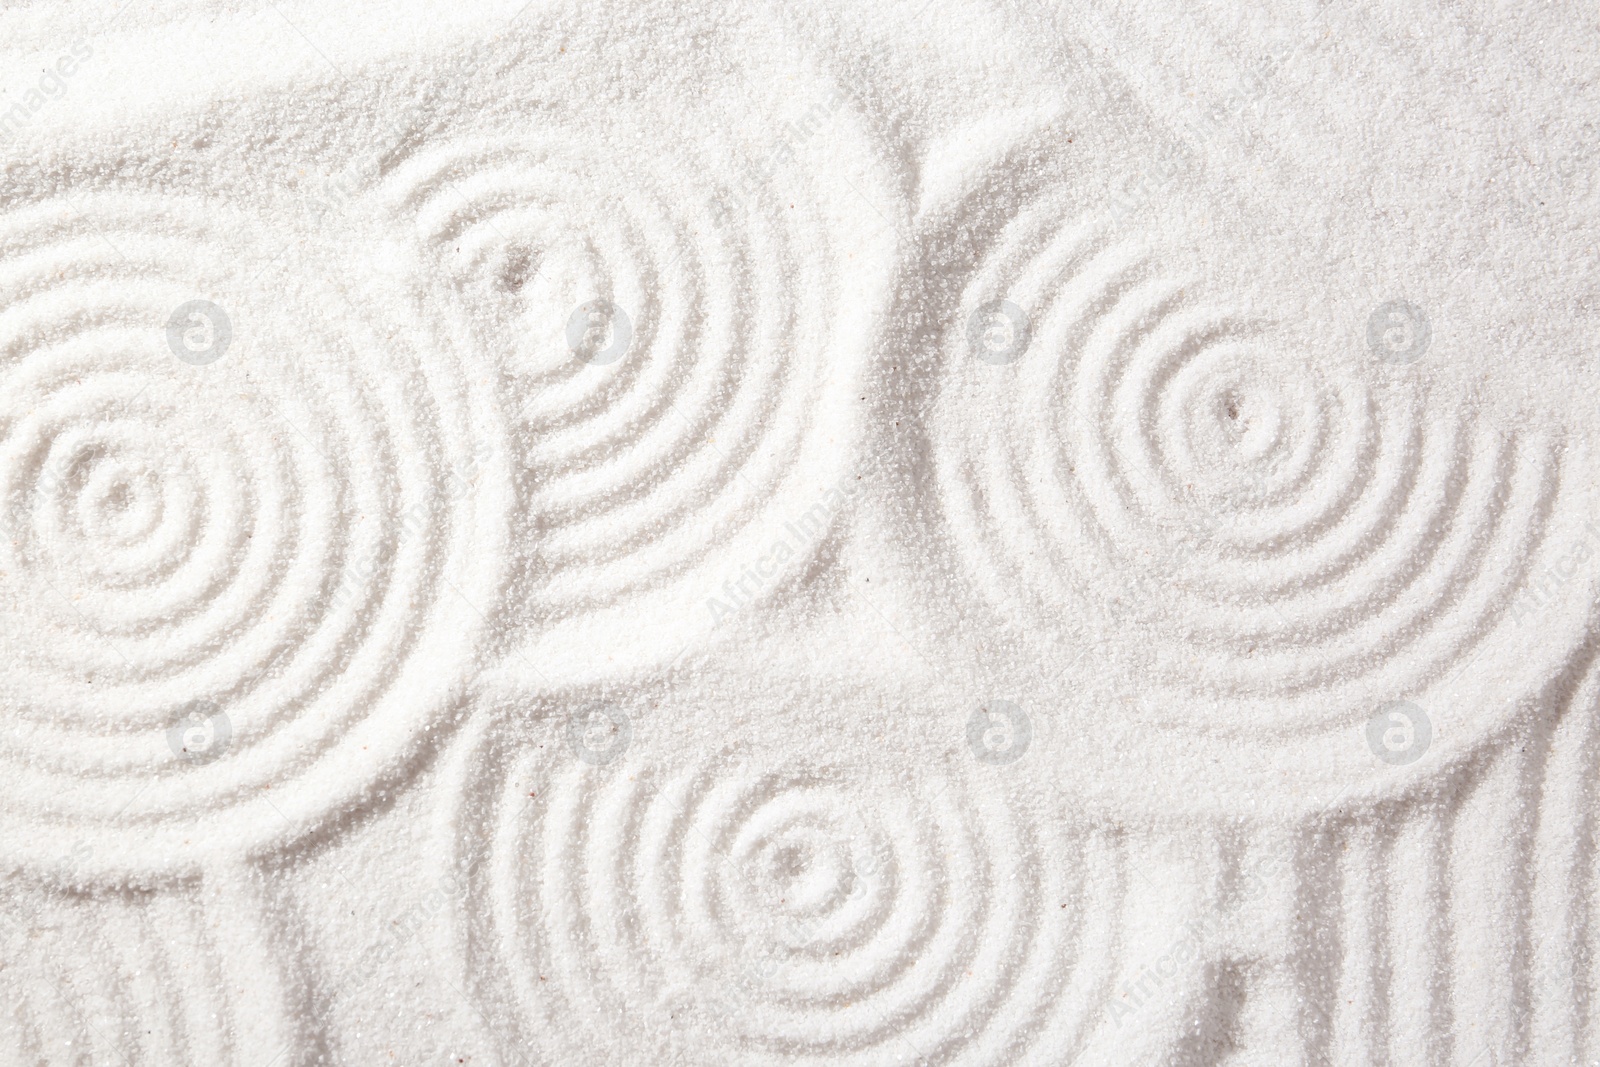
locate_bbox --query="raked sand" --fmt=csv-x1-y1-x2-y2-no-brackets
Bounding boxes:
0,1,1598,1063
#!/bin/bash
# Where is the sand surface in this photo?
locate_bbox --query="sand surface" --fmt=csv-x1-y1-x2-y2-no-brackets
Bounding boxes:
1,1,1598,1063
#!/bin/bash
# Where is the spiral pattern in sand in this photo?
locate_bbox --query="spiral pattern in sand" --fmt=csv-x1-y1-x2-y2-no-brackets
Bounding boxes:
442,724,1122,1065
376,125,864,629
932,203,1564,723
0,196,508,873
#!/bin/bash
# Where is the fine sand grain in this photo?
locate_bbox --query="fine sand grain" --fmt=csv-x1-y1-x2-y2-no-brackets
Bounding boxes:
1,1,1597,1064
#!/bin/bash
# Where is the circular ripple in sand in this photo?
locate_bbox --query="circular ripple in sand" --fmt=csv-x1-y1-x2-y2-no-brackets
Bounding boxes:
0,196,509,875
375,122,868,638
930,200,1570,731
439,719,1122,1065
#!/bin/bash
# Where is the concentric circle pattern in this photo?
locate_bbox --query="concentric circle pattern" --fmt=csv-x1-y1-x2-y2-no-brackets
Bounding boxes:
932,200,1566,723
377,124,864,626
0,197,508,872
443,723,1123,1065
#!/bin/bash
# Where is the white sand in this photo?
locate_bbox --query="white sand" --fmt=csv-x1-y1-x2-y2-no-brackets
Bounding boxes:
1,0,1597,1063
